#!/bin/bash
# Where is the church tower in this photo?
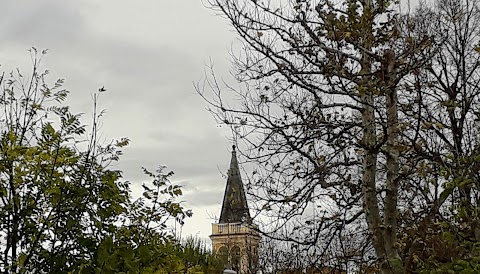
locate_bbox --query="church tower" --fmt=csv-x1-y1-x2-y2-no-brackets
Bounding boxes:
210,146,260,274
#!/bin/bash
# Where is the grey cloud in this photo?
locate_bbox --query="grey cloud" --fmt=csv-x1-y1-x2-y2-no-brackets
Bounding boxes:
183,185,224,208
94,42,198,89
0,0,86,47
0,0,237,240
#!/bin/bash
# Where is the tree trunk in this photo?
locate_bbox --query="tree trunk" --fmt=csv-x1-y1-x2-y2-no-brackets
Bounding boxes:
360,1,403,272
384,53,402,273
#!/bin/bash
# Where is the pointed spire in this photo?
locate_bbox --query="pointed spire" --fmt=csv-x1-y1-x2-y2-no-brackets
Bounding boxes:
219,145,251,224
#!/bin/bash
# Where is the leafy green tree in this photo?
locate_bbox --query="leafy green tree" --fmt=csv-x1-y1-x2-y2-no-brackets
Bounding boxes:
0,49,196,274
83,167,194,274
0,48,128,273
147,236,225,274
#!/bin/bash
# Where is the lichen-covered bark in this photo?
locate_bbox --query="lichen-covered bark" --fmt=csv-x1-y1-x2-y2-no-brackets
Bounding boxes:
360,91,384,257
360,1,402,273
384,59,402,274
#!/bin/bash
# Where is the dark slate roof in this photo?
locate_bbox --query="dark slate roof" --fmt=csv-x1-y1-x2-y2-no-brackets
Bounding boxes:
219,145,252,224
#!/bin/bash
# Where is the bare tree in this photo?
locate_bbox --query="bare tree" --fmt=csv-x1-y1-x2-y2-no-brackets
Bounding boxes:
394,0,480,271
197,0,443,273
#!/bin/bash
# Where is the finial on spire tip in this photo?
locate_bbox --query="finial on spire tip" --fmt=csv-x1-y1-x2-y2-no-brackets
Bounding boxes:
232,145,236,151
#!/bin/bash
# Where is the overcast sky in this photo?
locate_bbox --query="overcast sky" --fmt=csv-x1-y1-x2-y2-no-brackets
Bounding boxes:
0,0,239,241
